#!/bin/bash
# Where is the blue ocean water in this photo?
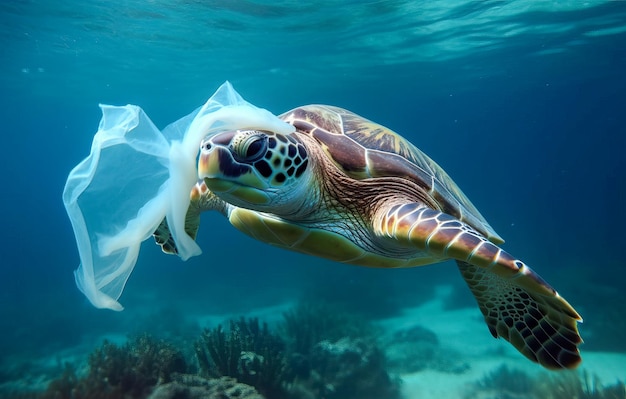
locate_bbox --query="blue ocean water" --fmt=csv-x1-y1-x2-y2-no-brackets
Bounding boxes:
1,0,625,396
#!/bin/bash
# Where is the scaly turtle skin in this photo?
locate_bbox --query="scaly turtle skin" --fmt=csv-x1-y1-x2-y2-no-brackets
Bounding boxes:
154,105,582,369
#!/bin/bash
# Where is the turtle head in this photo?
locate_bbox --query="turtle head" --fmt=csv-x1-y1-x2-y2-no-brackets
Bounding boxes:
198,129,310,211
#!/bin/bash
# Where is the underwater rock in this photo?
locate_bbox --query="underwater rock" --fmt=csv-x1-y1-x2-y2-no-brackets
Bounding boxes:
282,301,374,356
301,337,401,399
383,324,469,374
148,374,264,399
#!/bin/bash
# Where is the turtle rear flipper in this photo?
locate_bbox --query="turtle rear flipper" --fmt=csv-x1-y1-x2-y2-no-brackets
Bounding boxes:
153,181,228,255
457,261,582,369
377,203,582,369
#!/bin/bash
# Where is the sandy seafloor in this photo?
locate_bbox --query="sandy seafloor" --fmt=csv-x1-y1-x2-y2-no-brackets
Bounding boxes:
385,287,626,398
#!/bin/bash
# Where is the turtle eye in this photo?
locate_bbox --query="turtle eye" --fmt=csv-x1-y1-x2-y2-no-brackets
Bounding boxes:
232,131,268,163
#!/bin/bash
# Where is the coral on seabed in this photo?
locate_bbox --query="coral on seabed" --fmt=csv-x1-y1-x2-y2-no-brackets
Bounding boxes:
383,324,469,374
195,317,288,398
538,369,626,399
301,337,401,399
467,364,535,399
281,303,400,399
282,302,399,399
87,334,186,390
36,335,187,399
148,374,264,399
7,303,403,399
465,364,626,399
194,306,400,399
282,301,373,356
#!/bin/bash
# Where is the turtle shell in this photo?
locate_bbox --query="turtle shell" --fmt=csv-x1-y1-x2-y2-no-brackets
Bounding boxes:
280,105,503,244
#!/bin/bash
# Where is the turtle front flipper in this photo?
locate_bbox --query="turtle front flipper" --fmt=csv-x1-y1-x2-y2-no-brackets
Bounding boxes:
153,181,229,254
378,203,582,369
153,218,179,254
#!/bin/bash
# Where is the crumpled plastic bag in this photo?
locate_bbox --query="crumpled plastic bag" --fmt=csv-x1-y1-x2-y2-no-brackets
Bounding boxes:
63,82,294,310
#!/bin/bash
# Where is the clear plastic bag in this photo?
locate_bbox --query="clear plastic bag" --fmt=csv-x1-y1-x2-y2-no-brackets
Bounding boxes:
63,82,294,310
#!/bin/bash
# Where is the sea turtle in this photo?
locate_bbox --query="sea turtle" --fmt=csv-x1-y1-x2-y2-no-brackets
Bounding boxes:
154,105,582,369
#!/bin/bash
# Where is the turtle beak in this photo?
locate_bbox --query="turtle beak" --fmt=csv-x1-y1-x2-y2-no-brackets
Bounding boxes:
198,146,238,193
198,145,220,179
198,132,236,180
198,143,269,191
198,145,271,205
